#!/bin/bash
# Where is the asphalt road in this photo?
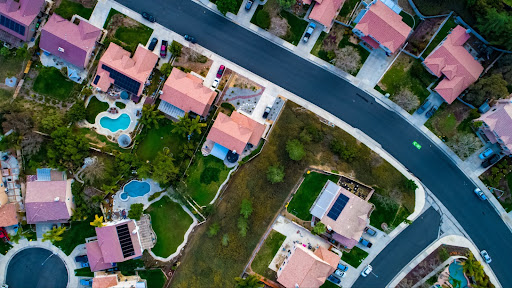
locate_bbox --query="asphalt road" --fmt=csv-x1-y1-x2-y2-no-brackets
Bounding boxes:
116,0,512,286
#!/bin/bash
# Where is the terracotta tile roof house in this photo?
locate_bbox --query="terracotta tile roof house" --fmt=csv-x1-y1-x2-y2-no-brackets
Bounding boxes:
40,14,102,69
352,0,412,55
92,274,119,288
423,25,484,104
310,180,372,249
304,0,345,30
158,68,216,118
86,219,143,272
25,171,73,224
0,0,44,42
92,273,147,288
476,98,512,155
206,111,266,153
277,244,340,288
92,42,158,96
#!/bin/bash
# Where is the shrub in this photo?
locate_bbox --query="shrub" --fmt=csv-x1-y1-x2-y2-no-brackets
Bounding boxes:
256,10,270,30
267,165,285,184
330,138,358,162
240,199,253,219
312,222,326,235
286,139,305,161
221,234,229,246
128,203,144,220
237,217,248,237
168,41,183,57
217,0,238,15
208,222,220,237
200,167,221,184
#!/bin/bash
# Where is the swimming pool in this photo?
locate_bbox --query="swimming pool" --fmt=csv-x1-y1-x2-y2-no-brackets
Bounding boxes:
100,113,131,133
120,180,151,201
449,260,469,288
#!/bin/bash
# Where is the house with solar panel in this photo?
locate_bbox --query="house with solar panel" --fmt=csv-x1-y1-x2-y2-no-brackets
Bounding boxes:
0,0,45,46
85,219,143,272
310,180,373,250
91,42,158,103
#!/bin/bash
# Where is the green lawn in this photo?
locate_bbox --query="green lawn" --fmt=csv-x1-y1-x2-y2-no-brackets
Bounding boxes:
55,0,95,20
103,9,122,29
0,241,12,255
74,267,94,277
138,269,166,288
251,230,286,279
85,96,108,124
422,17,457,57
399,11,415,28
338,0,359,19
56,218,97,255
287,172,340,220
210,0,243,14
369,193,410,230
311,31,327,57
114,25,153,53
241,140,265,164
424,101,475,139
320,280,342,288
115,101,126,109
0,54,25,80
186,154,232,206
135,122,187,161
412,0,475,25
280,10,309,46
341,246,368,268
145,197,194,258
33,67,77,100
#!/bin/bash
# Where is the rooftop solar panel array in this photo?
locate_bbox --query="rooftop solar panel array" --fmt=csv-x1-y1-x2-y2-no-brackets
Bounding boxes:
116,223,135,258
0,15,26,36
101,65,141,95
93,75,100,85
327,193,349,220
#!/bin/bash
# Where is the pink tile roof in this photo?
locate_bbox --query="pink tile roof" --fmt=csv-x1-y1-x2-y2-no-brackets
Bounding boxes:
40,14,102,68
92,43,158,96
0,203,18,227
95,220,142,263
277,244,339,288
354,0,412,53
86,241,114,272
361,35,380,49
309,0,345,29
160,68,216,117
206,111,266,153
0,0,44,26
25,180,70,224
478,99,512,151
423,25,484,104
92,275,118,288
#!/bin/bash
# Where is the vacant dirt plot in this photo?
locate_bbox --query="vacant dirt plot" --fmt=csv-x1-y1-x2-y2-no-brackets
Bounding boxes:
405,17,446,56
172,47,212,77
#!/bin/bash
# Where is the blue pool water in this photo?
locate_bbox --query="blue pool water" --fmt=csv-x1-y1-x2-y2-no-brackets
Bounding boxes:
123,180,151,198
449,260,468,288
100,113,131,132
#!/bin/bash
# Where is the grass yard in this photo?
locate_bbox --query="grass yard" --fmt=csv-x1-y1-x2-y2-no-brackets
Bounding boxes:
412,0,475,25
399,11,415,28
74,267,94,277
320,280,342,288
280,10,309,46
138,269,167,288
340,246,368,268
135,122,187,161
185,154,232,206
85,96,108,123
0,241,12,255
287,172,340,220
56,218,96,255
115,101,126,109
114,25,153,53
251,230,287,279
145,197,194,258
369,192,410,230
311,31,328,56
210,0,243,14
338,0,359,19
0,54,25,80
54,0,95,20
422,17,457,57
33,67,77,100
103,8,121,29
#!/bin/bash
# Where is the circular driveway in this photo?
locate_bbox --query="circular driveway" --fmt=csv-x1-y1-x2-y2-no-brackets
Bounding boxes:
6,247,68,288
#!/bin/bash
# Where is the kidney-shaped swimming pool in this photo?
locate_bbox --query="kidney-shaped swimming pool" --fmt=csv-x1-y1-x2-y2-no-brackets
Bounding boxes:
100,113,131,133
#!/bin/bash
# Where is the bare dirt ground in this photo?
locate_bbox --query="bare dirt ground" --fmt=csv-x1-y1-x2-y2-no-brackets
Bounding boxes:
173,47,212,77
405,17,445,56
106,14,139,39
398,0,415,15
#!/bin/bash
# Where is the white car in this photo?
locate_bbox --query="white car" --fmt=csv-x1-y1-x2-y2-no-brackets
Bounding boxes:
361,264,372,277
480,250,492,264
212,79,219,89
334,269,346,278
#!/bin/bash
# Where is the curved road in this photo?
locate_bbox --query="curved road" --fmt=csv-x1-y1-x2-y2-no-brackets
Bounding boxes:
116,0,511,286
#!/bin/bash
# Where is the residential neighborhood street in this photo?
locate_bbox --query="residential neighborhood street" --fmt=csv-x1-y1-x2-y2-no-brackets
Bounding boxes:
113,0,512,286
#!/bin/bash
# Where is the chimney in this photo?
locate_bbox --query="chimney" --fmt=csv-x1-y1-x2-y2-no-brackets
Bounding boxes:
58,47,65,53
54,197,60,202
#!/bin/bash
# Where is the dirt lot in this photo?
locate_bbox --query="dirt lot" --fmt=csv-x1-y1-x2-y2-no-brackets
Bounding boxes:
172,47,212,77
107,14,139,39
405,17,446,56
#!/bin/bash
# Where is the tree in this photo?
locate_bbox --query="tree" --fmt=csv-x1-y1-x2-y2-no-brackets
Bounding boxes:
286,139,305,161
216,0,237,15
137,162,153,179
42,226,66,243
256,10,270,30
393,89,420,112
278,0,295,9
81,158,106,185
151,150,180,186
90,214,104,227
82,88,93,98
476,8,512,50
139,105,164,129
267,165,284,184
0,47,10,57
160,63,173,77
41,112,64,132
66,101,87,123
448,134,482,159
403,179,418,193
240,199,253,219
208,222,220,237
168,41,183,57
21,132,44,157
234,274,264,288
312,222,326,235
114,152,140,178
172,113,206,138
238,217,248,237
465,74,509,106
334,46,361,74
2,112,33,135
128,203,144,220
330,138,359,162
47,127,89,170
15,44,28,60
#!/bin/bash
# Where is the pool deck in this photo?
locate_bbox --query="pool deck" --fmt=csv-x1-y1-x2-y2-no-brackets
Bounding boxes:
112,179,163,212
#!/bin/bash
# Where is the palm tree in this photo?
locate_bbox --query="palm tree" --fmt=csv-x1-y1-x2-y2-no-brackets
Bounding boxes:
42,226,66,243
140,105,164,129
171,113,206,138
234,274,264,288
81,158,105,184
90,214,104,227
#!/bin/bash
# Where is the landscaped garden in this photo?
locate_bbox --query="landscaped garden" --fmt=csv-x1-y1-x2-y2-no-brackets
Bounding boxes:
340,246,368,268
251,230,287,279
369,190,411,231
54,0,95,20
85,96,108,123
337,0,359,22
0,51,27,81
56,217,97,255
421,16,457,57
33,67,79,100
287,171,340,220
145,196,194,258
135,121,187,162
480,158,512,212
103,9,153,53
138,269,166,288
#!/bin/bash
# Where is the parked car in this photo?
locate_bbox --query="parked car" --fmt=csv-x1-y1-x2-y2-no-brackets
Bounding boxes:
0,227,9,242
245,0,253,10
148,37,158,51
216,65,225,79
262,106,272,119
361,265,373,277
334,269,346,278
426,105,438,118
327,274,341,284
480,250,492,264
481,154,500,168
364,227,376,236
479,148,494,160
160,40,168,58
337,262,348,272
184,34,196,43
141,12,155,23
74,255,88,263
212,79,220,89
81,262,90,268
303,23,316,42
474,188,487,200
417,99,431,114
359,237,373,248
80,279,93,286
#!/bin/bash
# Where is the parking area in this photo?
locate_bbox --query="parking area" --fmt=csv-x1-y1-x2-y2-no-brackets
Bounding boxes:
462,142,502,177
411,92,444,126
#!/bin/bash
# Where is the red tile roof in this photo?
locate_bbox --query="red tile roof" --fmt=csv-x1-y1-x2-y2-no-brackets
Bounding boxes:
0,203,18,227
92,275,118,288
86,241,114,272
206,111,265,153
309,0,345,29
478,99,512,151
423,25,483,104
95,220,142,263
160,69,216,117
354,0,412,53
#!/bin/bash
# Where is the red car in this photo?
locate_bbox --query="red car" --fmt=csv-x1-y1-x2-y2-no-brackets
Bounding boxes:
0,227,10,242
216,65,225,79
160,40,168,58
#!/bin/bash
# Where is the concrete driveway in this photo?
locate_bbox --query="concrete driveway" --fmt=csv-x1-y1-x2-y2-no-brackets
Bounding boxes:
356,48,393,87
